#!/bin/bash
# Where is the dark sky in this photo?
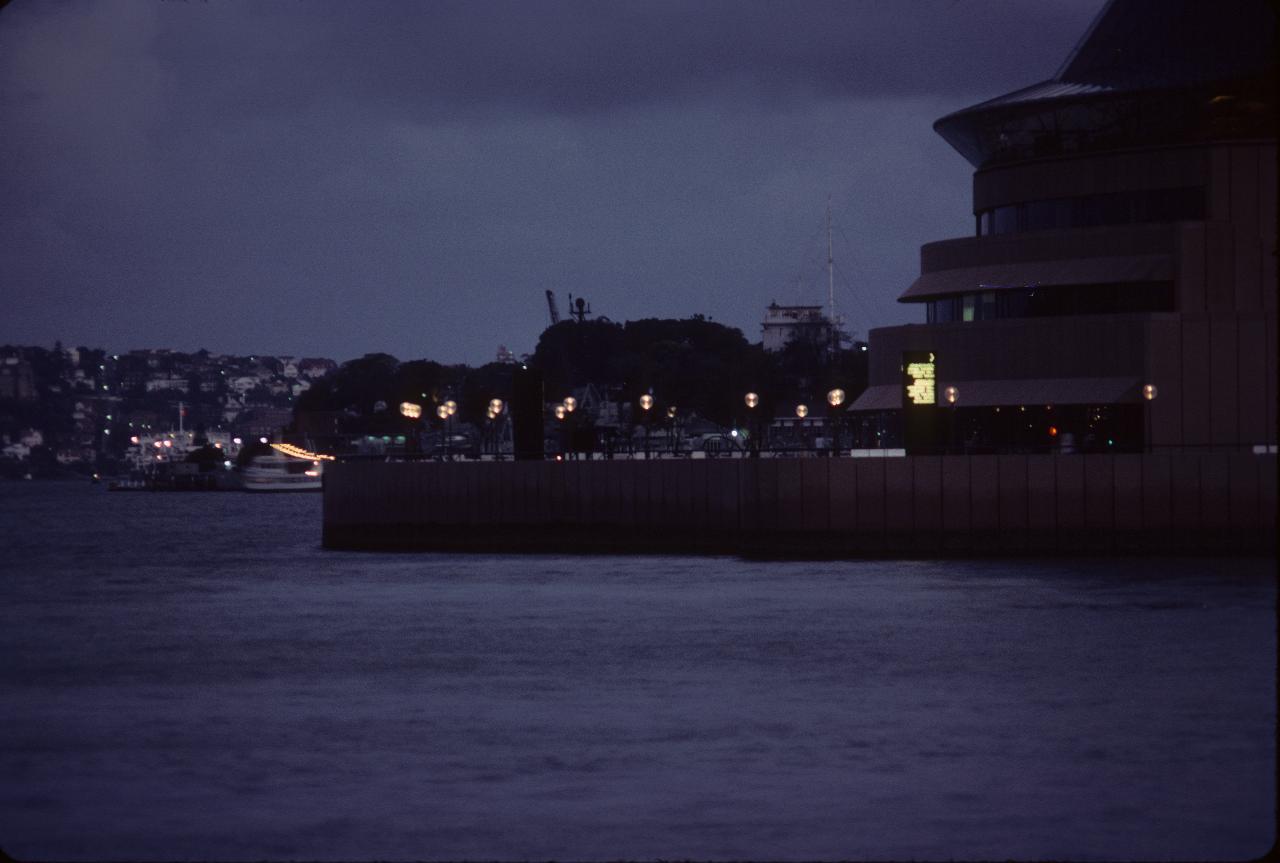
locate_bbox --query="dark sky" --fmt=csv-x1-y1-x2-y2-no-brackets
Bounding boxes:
1,0,1107,365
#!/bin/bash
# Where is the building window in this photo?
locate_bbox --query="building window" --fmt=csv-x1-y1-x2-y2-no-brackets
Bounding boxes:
976,187,1205,236
926,281,1174,321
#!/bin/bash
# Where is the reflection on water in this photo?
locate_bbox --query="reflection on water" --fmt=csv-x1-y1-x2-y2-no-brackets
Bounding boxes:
0,483,1274,861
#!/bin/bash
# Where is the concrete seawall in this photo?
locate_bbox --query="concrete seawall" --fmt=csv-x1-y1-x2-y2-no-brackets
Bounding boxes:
323,453,1277,556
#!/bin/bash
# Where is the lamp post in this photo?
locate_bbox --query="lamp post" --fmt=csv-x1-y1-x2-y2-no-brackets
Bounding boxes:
487,398,504,458
436,403,451,459
562,396,577,459
639,393,654,458
400,401,423,456
666,405,679,454
826,388,845,456
744,392,759,457
554,403,567,457
944,386,959,454
1142,383,1157,454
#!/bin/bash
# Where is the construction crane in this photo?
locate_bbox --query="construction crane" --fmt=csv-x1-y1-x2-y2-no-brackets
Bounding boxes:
545,289,561,325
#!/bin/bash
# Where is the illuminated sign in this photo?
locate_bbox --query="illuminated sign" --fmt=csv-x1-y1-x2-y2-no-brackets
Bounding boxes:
903,351,936,406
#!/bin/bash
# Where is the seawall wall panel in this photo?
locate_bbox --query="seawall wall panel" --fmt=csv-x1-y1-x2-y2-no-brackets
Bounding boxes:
322,454,1276,555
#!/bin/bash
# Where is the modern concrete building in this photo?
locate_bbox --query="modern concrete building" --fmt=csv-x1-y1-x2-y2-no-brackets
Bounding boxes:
850,0,1276,454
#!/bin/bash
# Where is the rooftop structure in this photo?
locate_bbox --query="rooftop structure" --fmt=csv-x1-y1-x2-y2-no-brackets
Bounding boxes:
761,303,837,353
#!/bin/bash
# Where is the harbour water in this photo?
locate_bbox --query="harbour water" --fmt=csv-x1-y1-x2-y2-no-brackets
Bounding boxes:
1,482,1274,861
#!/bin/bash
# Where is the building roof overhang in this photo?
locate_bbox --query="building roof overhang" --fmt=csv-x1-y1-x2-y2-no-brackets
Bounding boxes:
898,253,1172,303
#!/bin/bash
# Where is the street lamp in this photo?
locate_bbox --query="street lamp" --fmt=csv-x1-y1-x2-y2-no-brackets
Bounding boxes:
1143,383,1157,453
826,388,845,455
563,396,577,413
486,399,504,458
743,392,761,456
788,402,808,450
944,386,959,453
437,403,451,459
639,393,653,458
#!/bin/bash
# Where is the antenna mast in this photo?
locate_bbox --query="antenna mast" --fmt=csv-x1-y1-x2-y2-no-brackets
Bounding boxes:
826,195,836,353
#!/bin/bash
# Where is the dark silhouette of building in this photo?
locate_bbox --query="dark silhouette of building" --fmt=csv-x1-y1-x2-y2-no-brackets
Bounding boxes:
850,0,1276,454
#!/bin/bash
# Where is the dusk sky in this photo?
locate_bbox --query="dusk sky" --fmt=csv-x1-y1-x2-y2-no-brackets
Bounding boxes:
2,0,1107,365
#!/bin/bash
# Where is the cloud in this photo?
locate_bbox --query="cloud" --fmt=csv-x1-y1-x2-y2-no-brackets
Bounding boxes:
0,0,1107,362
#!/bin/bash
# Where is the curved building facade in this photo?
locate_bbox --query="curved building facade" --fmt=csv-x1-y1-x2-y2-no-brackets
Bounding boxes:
851,0,1276,454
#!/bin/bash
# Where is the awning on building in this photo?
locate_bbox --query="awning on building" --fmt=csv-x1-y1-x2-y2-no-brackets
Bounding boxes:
899,254,1172,302
847,377,1141,411
847,385,903,412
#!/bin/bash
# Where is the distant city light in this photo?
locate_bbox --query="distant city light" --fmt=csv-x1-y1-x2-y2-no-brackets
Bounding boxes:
259,436,268,444
827,388,846,407
436,404,449,419
233,437,242,445
444,399,457,416
563,396,577,413
744,392,759,409
399,401,422,419
639,394,654,411
1143,383,1158,400
554,405,567,420
944,386,959,405
795,404,809,418
270,443,335,461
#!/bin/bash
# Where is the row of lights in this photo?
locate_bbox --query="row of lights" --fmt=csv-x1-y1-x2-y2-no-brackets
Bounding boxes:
742,388,845,419
270,442,336,462
394,381,1158,426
